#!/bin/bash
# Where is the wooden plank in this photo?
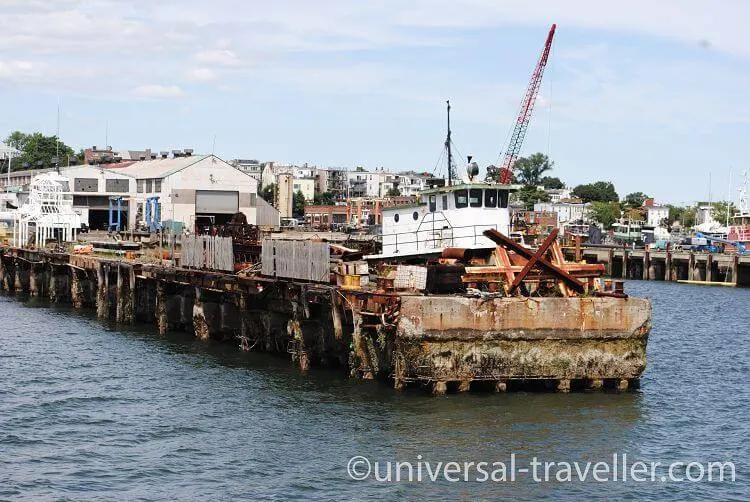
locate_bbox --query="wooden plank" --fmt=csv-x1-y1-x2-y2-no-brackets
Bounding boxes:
509,228,558,294
494,246,515,287
483,229,585,293
549,241,571,296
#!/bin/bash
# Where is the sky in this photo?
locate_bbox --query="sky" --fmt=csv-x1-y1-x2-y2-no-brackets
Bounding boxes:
1,0,749,204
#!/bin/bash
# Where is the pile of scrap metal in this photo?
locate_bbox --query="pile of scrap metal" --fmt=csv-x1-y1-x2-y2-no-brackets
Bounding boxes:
330,243,369,289
438,228,622,298
208,212,262,266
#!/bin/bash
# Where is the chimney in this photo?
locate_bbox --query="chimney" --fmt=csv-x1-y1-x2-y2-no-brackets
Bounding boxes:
92,146,97,152
160,151,168,159
172,150,182,157
139,155,146,161
184,148,193,156
150,153,157,160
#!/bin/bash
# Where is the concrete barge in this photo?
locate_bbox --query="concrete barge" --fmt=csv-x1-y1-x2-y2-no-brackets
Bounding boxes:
0,243,651,394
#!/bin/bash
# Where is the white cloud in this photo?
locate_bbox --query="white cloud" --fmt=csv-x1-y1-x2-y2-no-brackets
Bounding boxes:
131,84,184,99
186,67,217,82
0,60,45,83
195,49,242,67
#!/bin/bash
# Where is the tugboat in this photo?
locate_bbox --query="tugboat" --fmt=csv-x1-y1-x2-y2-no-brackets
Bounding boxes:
369,101,521,260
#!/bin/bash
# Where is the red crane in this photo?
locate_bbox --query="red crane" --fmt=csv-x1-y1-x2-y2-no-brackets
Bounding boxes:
498,24,556,184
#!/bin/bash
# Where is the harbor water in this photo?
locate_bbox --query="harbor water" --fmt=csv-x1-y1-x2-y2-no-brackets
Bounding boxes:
1,281,747,500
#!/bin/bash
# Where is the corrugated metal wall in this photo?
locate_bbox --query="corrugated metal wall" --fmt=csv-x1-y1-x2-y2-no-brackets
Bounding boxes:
256,197,280,227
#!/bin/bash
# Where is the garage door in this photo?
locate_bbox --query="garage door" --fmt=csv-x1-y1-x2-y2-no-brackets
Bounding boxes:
195,190,239,214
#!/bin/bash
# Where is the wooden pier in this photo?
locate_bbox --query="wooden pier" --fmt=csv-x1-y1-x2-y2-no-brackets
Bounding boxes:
0,244,651,394
565,246,750,286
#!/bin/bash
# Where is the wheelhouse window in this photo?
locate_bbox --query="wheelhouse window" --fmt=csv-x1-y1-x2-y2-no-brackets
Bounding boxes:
442,195,448,210
484,189,498,208
469,188,482,207
454,189,468,208
499,190,509,208
429,195,436,212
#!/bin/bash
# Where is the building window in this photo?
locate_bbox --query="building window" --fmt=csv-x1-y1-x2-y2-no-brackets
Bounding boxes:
105,179,129,193
484,189,497,208
74,178,98,192
429,195,436,212
146,179,153,193
137,179,144,193
454,189,468,208
394,213,400,223
154,179,162,192
499,190,509,208
469,188,482,207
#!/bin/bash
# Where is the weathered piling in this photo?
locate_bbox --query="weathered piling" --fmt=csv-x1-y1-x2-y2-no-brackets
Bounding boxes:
0,245,652,394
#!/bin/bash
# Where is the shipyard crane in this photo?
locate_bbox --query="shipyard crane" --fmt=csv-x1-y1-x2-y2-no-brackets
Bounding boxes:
498,24,556,184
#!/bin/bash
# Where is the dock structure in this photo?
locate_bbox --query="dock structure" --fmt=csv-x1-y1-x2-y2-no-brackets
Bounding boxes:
566,247,750,286
0,243,651,394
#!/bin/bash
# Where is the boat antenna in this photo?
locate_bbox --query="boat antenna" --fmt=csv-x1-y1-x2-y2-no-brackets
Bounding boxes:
445,100,454,186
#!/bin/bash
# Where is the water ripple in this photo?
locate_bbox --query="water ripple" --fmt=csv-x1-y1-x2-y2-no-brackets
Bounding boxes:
0,282,748,500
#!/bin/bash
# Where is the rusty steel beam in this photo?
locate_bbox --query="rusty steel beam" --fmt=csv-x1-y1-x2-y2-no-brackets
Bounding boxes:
483,229,585,293
509,228,558,294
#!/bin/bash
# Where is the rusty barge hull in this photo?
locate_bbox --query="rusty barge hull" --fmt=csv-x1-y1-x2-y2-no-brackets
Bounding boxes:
394,296,649,385
0,246,651,394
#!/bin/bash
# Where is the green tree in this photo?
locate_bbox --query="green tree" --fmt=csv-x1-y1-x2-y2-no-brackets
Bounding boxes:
313,191,335,205
386,187,401,196
539,176,565,189
514,185,551,210
260,183,275,205
711,201,736,226
484,165,500,183
666,204,696,228
3,131,75,171
588,201,622,229
623,192,650,208
572,181,618,203
514,153,554,186
293,189,306,217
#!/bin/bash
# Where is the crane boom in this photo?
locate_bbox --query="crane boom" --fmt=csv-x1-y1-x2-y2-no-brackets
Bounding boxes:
499,24,556,184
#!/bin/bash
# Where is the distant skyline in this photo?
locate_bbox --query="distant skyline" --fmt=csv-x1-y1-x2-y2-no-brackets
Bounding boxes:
2,0,749,204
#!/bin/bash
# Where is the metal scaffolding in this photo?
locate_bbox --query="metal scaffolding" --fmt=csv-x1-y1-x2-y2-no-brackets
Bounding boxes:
13,172,81,248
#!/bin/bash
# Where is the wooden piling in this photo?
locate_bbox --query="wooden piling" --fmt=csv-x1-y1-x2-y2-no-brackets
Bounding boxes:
556,379,571,393
432,381,448,396
156,281,168,335
96,263,109,320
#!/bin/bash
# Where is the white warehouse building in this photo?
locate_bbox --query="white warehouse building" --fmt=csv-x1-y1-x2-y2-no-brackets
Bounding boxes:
55,153,277,231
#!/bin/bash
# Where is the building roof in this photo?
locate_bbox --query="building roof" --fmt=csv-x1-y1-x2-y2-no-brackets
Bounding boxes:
102,154,210,179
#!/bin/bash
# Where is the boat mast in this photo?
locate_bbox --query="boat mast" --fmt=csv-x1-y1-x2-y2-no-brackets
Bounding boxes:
445,100,454,186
